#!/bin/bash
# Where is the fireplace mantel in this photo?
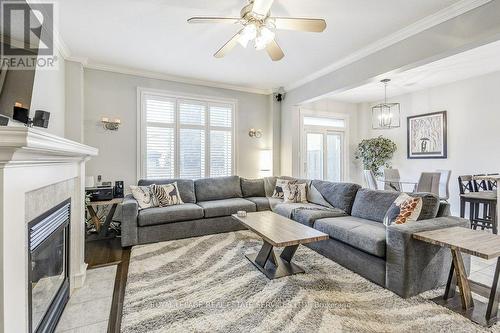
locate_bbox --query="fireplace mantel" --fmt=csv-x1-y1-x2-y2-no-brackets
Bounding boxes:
0,127,98,333
0,127,98,165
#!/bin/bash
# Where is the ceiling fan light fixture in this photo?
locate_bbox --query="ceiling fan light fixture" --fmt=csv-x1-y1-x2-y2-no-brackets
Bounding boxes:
238,23,258,48
254,27,275,50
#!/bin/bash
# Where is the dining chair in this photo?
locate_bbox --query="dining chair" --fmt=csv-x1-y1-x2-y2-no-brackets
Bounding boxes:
383,168,401,191
363,170,378,190
415,172,441,196
436,169,451,201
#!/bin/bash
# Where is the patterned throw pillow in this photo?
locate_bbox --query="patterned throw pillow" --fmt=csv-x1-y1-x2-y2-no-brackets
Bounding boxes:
272,179,291,198
152,182,184,207
383,193,423,226
283,183,308,203
130,185,157,209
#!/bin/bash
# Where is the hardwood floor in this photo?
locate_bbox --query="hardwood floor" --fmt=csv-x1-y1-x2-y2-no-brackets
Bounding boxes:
85,236,131,332
85,236,123,269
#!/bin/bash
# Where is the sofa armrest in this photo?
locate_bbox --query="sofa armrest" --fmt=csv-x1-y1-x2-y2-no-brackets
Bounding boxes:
121,194,139,247
385,216,470,298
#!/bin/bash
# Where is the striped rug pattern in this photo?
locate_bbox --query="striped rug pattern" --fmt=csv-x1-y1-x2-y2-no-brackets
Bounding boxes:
121,231,496,333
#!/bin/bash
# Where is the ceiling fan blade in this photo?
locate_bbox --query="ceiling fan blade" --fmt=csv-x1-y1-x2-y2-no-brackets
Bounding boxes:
214,30,243,58
265,39,284,61
187,17,240,24
272,18,327,32
251,0,275,17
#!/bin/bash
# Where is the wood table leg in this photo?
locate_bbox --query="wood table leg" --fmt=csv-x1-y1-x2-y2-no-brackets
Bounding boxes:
451,249,474,310
98,203,118,238
86,205,101,232
486,257,500,322
444,260,457,300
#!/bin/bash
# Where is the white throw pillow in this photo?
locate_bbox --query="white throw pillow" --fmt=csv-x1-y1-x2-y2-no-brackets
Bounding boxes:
152,182,184,207
272,179,291,198
383,193,423,226
283,183,308,203
130,185,157,209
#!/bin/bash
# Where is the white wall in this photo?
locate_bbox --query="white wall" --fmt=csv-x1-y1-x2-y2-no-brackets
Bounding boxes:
280,1,500,177
83,69,273,188
299,99,361,184
30,50,66,137
357,70,500,215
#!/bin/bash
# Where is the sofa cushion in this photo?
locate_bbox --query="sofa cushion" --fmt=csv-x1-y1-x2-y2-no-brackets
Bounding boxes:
291,207,348,227
245,197,271,211
197,198,256,218
351,189,441,223
351,189,400,222
311,180,361,214
273,203,328,219
195,176,242,202
307,182,334,208
241,178,266,197
137,203,204,227
268,197,284,210
138,179,196,204
315,216,387,258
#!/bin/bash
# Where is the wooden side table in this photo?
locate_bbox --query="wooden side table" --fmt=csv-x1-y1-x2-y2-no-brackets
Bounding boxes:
414,226,500,327
86,198,123,239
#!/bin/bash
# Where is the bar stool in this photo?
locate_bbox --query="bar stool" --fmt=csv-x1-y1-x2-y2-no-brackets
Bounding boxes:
459,175,498,233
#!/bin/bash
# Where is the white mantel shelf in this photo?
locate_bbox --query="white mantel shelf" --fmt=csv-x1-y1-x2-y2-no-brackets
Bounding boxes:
0,127,98,166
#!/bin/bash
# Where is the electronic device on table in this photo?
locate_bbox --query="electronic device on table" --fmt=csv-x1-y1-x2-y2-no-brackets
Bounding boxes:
85,187,114,202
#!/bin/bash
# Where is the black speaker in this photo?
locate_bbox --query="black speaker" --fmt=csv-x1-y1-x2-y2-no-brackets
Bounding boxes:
114,181,124,198
0,114,8,126
33,110,50,128
13,106,29,124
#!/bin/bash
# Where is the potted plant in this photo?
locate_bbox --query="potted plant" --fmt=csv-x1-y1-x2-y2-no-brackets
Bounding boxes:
355,136,397,177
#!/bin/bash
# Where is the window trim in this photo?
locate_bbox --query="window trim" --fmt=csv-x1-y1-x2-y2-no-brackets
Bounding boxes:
137,87,238,181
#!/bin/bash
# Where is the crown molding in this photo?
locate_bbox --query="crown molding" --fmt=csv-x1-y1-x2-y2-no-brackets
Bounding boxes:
83,62,273,95
284,0,493,92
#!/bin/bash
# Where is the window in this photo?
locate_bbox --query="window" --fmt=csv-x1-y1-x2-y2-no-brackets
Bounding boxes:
139,90,235,179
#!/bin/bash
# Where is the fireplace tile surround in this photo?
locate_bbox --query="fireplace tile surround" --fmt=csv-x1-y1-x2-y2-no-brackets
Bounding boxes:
0,127,98,333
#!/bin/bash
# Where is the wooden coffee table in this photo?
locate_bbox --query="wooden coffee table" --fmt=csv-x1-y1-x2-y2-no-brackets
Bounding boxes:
414,227,500,327
232,211,329,279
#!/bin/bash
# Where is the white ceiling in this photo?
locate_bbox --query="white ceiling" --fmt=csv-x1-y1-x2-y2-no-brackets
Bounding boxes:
56,0,463,92
326,39,500,103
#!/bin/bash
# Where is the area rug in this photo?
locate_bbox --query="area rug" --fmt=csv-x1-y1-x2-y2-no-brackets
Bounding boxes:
121,231,498,333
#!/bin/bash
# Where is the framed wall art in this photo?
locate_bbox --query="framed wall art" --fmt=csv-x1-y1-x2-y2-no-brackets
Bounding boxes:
407,111,447,159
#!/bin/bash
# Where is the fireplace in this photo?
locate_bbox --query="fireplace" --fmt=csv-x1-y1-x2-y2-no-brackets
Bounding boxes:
28,199,71,333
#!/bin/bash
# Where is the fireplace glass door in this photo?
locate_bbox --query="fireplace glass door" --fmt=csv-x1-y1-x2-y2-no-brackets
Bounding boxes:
31,229,66,331
29,200,70,333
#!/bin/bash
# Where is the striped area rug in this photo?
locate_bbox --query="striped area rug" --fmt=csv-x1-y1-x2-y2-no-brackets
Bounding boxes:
121,231,496,333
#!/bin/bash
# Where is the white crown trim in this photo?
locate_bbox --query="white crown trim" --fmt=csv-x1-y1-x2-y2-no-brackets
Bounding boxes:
82,62,273,95
284,0,492,92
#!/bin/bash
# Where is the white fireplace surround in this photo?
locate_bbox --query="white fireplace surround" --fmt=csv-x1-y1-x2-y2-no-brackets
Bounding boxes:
0,127,98,333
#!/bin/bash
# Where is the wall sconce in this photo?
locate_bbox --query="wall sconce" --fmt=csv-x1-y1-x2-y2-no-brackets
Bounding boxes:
248,128,262,138
101,117,121,131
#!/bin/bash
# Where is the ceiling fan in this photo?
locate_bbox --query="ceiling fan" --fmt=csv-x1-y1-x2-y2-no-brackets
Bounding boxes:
187,0,327,61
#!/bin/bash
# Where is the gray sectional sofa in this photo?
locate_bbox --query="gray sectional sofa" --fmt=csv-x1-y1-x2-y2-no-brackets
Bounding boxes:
121,175,469,298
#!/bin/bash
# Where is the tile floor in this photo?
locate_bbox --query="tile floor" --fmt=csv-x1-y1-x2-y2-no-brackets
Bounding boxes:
470,256,497,286
55,265,117,333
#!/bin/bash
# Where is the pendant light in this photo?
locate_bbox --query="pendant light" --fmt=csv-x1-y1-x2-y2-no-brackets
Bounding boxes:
372,79,400,129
